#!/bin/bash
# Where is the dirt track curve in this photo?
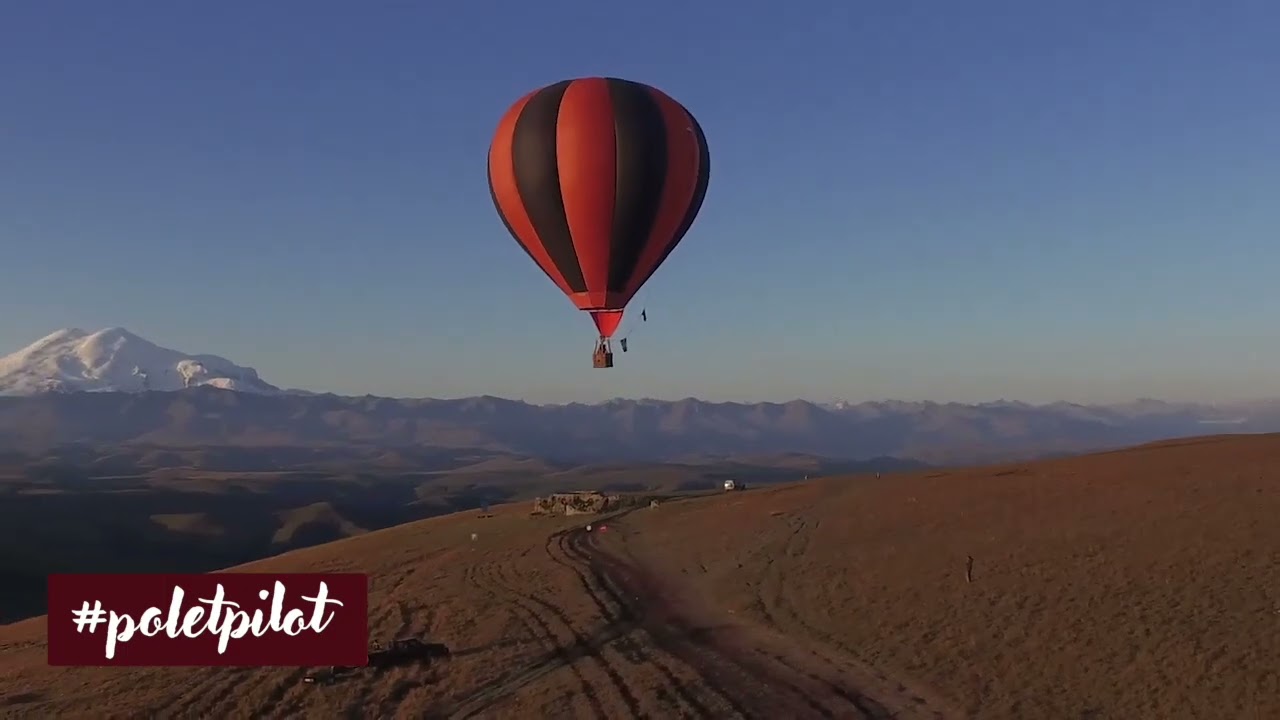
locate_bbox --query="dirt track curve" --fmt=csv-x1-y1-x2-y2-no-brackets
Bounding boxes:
571,524,932,718
437,507,954,720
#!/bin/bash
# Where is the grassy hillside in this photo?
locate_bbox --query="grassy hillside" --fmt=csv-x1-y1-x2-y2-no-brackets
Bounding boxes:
6,434,1274,718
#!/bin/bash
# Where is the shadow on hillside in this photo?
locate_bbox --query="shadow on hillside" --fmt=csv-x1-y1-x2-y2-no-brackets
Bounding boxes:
0,475,519,624
0,692,43,707
439,622,636,716
0,444,921,625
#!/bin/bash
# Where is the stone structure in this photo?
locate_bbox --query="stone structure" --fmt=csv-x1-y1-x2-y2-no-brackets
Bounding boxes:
530,490,619,516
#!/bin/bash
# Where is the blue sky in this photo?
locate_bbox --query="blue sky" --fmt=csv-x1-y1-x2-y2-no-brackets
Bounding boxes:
3,1,1278,404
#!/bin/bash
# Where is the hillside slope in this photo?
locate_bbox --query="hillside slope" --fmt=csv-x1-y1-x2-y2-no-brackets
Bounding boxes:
3,434,1279,719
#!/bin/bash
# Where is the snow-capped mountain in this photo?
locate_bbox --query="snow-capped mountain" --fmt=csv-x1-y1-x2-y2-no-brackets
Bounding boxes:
0,327,281,396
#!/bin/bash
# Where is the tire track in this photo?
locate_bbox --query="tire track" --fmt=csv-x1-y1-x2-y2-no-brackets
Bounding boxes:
752,513,811,630
378,670,437,718
249,667,314,719
549,529,723,718
436,562,557,712
763,651,899,720
583,523,930,719
575,530,768,717
457,561,534,650
486,554,643,718
163,667,242,714
187,668,259,718
761,514,948,718
171,666,274,719
442,558,604,718
579,531,813,719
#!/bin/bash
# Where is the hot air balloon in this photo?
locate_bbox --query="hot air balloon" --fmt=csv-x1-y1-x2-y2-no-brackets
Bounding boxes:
487,77,711,368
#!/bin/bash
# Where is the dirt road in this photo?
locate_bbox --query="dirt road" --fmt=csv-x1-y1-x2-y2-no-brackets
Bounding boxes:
439,509,955,720
569,524,947,719
432,510,954,719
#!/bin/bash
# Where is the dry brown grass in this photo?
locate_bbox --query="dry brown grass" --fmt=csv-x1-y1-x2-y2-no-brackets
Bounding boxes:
2,433,1279,719
619,433,1280,719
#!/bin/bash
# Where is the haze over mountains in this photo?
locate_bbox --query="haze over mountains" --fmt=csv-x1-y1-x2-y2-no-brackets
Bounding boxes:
0,328,1274,465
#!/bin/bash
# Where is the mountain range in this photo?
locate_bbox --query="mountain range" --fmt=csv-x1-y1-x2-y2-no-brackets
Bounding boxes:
0,327,1274,464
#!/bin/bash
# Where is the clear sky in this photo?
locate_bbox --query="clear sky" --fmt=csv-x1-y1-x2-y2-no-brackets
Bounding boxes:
3,1,1278,404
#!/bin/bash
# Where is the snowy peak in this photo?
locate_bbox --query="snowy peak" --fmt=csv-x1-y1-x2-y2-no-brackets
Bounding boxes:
0,327,281,396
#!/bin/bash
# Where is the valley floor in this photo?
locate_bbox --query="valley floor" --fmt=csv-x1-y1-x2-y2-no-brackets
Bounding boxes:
3,434,1280,719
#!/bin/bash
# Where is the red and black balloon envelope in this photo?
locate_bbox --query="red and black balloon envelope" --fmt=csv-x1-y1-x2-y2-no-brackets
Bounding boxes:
487,77,711,339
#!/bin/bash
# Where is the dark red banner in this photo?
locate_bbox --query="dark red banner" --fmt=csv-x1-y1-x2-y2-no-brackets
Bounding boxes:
46,573,368,666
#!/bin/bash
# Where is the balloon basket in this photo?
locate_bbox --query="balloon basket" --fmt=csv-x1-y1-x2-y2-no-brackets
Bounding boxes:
592,339,614,369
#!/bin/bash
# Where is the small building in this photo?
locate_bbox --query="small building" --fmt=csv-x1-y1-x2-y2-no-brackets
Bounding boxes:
530,490,619,516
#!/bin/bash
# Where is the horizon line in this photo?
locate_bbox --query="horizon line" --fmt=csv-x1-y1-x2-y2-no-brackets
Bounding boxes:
0,386,1273,410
